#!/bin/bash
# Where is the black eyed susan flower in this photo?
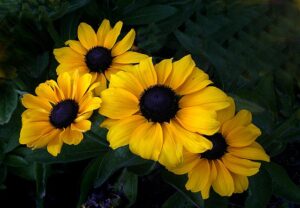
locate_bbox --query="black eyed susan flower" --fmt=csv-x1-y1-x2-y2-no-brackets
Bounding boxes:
19,72,102,156
53,19,148,94
167,98,270,199
99,55,230,166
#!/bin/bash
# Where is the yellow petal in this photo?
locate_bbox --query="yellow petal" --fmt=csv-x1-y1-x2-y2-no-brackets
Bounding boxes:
228,142,270,162
179,86,229,110
78,23,98,49
158,123,183,167
53,47,84,64
22,94,52,112
212,160,234,197
79,93,102,114
112,51,148,64
155,58,172,85
201,180,212,199
45,80,65,101
28,128,60,149
75,111,93,122
56,64,89,75
104,21,123,49
99,88,139,119
75,73,92,101
186,159,210,192
109,71,144,98
47,137,63,156
169,151,199,175
130,57,157,89
111,29,135,56
201,161,216,199
71,120,91,132
20,122,53,144
165,55,195,90
226,124,261,147
65,40,87,55
176,107,220,135
176,67,212,95
97,19,111,46
217,97,235,125
100,118,119,129
232,173,249,193
129,122,163,161
222,153,261,176
57,72,71,98
105,63,137,74
171,119,213,153
222,110,252,136
35,83,59,104
60,127,83,145
106,115,145,149
22,109,49,122
93,73,107,96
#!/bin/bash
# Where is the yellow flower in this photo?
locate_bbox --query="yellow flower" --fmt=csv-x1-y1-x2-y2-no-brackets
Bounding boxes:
167,98,270,199
19,72,102,156
99,55,230,166
53,19,148,94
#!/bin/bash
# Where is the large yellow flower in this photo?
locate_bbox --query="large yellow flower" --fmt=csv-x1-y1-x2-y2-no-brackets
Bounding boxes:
99,55,230,166
19,72,102,156
167,98,270,199
53,19,148,94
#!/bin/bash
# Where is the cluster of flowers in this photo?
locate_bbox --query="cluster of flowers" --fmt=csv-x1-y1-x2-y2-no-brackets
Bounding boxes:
19,19,270,199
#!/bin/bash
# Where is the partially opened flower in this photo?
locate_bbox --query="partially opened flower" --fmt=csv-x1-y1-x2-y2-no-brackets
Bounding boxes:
167,98,270,199
99,55,229,166
19,72,102,156
53,19,148,94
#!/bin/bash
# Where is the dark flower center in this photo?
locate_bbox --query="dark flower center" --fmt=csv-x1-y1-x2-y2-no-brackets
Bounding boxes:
201,133,228,160
85,46,112,73
49,99,79,129
139,85,180,123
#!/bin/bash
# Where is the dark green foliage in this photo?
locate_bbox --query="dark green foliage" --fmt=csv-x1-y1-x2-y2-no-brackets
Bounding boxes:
0,0,299,207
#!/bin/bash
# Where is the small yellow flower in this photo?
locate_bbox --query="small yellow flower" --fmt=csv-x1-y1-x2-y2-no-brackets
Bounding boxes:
167,98,270,199
53,19,148,94
19,72,102,156
99,55,230,166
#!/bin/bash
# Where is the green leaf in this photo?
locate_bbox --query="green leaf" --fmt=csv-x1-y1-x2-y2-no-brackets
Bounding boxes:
4,154,28,167
174,30,202,56
255,73,277,113
0,165,7,184
204,191,228,208
162,192,194,208
245,168,272,208
89,113,108,140
0,82,18,125
35,163,47,208
24,136,108,164
162,170,204,208
59,11,81,41
66,0,91,14
27,52,49,78
94,147,145,188
8,163,35,181
77,153,106,208
123,5,177,25
128,160,157,176
264,162,300,203
0,103,23,153
230,94,265,113
114,169,138,208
